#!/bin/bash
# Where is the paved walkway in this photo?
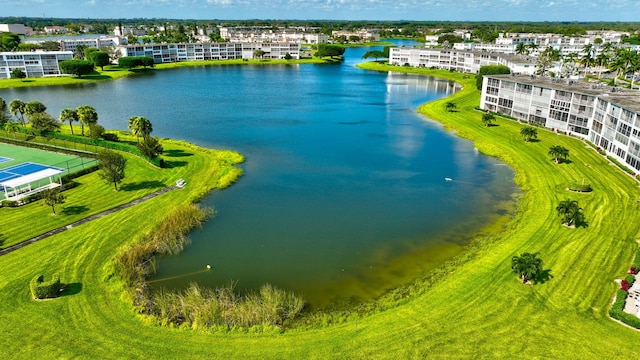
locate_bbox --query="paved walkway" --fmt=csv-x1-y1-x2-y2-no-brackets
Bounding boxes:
0,186,178,256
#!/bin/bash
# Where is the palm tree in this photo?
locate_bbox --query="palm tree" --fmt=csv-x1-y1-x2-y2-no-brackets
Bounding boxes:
627,52,640,89
128,116,153,142
520,126,538,142
555,199,585,227
515,42,528,56
482,112,495,127
527,42,539,55
76,105,98,136
9,99,26,126
594,52,610,79
3,120,20,139
59,108,79,135
445,102,457,112
609,55,627,86
564,52,578,65
23,100,47,122
579,52,595,74
511,252,543,284
548,145,569,164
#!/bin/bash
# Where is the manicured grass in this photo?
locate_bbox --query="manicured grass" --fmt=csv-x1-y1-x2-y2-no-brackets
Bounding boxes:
0,139,243,249
1,64,640,358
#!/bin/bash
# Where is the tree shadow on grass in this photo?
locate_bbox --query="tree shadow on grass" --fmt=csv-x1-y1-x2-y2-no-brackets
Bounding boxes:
526,138,541,143
60,283,82,297
164,149,194,158
81,74,112,80
120,180,166,192
575,218,589,229
61,205,89,216
0,234,4,248
163,160,188,168
533,269,554,284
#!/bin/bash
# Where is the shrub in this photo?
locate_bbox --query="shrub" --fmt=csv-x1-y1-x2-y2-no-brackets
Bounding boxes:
629,267,638,275
568,183,593,192
30,274,62,299
621,279,630,291
607,156,635,175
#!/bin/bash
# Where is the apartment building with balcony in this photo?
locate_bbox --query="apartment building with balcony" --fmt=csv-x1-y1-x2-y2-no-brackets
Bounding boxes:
0,51,73,78
389,47,538,75
480,74,640,172
118,42,300,63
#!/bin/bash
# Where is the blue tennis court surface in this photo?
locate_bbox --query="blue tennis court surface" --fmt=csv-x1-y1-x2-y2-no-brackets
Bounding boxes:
0,156,11,164
0,162,64,183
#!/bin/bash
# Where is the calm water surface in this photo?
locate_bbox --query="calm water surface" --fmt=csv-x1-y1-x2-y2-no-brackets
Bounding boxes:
0,42,518,306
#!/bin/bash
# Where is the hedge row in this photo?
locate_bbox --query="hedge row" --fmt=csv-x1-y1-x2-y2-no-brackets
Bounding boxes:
30,274,62,299
0,135,95,158
51,132,163,167
607,155,637,176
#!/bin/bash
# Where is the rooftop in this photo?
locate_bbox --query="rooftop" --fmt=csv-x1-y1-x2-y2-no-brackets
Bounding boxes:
490,74,640,113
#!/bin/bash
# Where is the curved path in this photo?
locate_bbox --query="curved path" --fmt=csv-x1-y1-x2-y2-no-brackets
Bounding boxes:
0,185,178,256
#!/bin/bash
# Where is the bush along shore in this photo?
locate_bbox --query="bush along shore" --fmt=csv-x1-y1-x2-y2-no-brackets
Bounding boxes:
111,203,305,331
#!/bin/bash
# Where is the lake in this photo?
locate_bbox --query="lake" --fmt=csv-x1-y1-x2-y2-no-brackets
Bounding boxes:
0,41,518,307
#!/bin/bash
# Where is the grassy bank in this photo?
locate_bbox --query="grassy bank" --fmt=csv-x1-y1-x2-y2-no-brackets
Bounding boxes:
1,63,640,358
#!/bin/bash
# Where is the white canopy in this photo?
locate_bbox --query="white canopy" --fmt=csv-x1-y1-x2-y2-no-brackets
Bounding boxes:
0,168,63,189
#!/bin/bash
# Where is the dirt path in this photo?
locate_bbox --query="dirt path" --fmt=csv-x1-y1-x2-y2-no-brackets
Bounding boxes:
0,186,178,256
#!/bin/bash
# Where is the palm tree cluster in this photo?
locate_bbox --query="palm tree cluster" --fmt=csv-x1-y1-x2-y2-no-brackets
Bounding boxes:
128,116,153,142
482,112,495,127
555,199,585,227
532,41,640,86
511,252,543,284
520,126,538,142
548,145,569,164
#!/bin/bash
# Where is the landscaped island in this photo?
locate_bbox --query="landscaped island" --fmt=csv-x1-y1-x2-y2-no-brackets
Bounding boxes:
0,62,639,358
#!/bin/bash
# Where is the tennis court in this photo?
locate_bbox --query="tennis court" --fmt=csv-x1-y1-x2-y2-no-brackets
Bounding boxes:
0,143,97,201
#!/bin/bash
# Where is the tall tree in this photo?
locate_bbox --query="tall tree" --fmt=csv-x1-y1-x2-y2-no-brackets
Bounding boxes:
9,99,26,126
0,97,9,125
30,112,60,134
511,252,543,284
24,101,47,122
0,32,21,51
3,120,20,139
128,116,153,142
76,105,98,136
556,199,585,227
59,108,79,135
59,60,95,78
42,187,65,215
88,51,110,71
515,42,529,56
97,150,127,191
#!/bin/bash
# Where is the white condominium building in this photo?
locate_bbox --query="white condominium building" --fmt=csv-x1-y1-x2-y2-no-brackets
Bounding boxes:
331,29,380,42
389,47,538,75
481,74,640,172
118,42,300,63
0,51,73,78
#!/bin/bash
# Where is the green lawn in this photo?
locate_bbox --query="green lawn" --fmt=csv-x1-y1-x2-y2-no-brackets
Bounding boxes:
1,64,640,358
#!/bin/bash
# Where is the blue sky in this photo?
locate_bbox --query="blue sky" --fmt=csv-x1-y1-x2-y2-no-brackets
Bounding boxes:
2,0,635,21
